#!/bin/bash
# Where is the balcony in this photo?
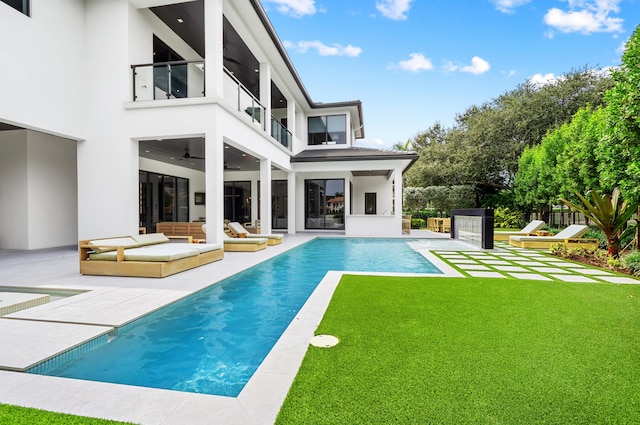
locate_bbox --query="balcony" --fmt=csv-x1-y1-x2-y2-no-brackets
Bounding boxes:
131,62,292,151
131,60,205,101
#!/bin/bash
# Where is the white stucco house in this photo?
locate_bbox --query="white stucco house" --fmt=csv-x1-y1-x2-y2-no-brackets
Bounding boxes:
0,0,418,250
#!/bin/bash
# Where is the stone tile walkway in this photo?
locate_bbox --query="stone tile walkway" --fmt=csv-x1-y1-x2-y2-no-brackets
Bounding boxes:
433,242,640,284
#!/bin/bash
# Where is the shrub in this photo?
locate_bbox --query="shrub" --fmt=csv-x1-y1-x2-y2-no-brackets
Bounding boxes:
494,207,524,229
622,251,640,276
411,218,425,229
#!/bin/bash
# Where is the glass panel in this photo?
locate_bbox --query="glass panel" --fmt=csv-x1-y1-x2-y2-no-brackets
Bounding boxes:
153,65,171,99
162,177,175,222
133,66,154,101
325,180,345,229
170,64,188,98
327,115,346,144
176,178,189,222
305,180,324,229
365,192,377,215
272,180,288,229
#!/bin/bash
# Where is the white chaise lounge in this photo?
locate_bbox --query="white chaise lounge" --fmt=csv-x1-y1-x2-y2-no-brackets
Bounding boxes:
494,220,546,241
227,222,283,246
508,224,598,249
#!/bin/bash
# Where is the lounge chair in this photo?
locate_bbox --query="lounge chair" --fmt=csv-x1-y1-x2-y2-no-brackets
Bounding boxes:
201,224,268,252
222,233,268,252
227,222,283,246
494,220,546,241
508,224,598,249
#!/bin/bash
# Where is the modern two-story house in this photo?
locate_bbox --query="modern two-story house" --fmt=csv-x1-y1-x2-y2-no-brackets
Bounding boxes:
0,0,418,250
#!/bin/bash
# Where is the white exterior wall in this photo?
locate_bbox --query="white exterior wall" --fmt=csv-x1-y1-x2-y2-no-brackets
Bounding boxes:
0,131,29,249
0,131,77,249
351,175,393,215
0,0,86,139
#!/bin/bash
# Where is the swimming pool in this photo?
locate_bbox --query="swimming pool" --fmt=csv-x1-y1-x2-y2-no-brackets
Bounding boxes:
32,238,443,396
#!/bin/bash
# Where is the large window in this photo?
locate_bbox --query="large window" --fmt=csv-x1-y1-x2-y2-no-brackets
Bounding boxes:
305,179,345,230
2,0,29,15
139,171,189,233
308,115,347,145
224,181,251,223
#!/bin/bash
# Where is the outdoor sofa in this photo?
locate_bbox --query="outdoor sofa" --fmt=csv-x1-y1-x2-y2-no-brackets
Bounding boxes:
79,233,223,278
508,224,598,249
494,220,546,241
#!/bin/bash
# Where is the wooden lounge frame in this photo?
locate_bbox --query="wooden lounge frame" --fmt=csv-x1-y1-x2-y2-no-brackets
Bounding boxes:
508,237,598,250
79,236,223,278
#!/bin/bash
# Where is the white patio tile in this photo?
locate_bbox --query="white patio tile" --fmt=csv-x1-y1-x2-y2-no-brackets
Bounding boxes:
507,273,552,281
449,259,479,264
530,267,572,274
481,260,511,266
467,271,506,278
596,276,640,284
514,261,548,267
553,275,598,283
493,265,528,273
458,264,491,271
572,268,612,276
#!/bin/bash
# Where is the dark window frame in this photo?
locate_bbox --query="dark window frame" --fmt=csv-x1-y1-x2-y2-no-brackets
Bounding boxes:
2,0,30,16
307,114,347,145
365,192,377,215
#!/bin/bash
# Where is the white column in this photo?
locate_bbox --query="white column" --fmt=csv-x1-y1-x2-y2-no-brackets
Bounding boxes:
394,167,403,235
286,99,296,145
205,109,224,244
204,0,224,98
260,158,272,234
287,171,296,234
260,62,271,134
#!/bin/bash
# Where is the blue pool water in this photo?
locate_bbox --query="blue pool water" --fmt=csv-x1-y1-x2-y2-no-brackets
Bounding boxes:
34,238,441,396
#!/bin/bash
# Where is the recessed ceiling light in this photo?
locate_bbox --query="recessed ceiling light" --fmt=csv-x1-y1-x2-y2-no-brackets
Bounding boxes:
242,153,247,157
177,18,184,23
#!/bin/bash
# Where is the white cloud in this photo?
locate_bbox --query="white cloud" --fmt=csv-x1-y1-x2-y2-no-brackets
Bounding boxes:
376,0,414,21
460,56,491,75
492,0,532,14
501,69,517,78
528,72,557,86
358,137,387,148
284,40,362,57
263,0,316,18
393,53,434,72
442,60,458,73
543,0,624,36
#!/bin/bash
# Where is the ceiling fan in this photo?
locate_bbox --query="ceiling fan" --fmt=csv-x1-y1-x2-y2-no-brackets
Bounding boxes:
180,147,204,160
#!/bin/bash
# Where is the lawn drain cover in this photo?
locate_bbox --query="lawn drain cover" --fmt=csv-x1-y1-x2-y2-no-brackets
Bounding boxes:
310,334,339,348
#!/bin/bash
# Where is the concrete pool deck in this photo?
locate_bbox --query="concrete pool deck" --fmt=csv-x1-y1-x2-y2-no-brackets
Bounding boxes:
0,232,637,424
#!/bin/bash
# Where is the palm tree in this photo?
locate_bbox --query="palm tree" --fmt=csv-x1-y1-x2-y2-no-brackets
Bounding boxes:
392,140,412,151
559,188,638,258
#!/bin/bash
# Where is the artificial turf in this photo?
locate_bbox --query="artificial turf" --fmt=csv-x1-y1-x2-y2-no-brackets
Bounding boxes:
0,404,134,425
276,276,640,424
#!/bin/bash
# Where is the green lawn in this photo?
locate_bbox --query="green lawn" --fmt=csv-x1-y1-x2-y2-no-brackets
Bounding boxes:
0,404,134,425
276,275,640,424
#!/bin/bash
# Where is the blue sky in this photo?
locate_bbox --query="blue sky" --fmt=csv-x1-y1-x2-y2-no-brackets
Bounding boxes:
261,0,640,149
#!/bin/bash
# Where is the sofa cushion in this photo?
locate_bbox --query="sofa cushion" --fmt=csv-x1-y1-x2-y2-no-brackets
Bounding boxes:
88,237,139,253
89,246,199,262
133,233,170,246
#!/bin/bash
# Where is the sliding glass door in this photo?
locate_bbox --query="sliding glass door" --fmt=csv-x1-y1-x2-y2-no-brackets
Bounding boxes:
139,171,189,233
305,179,345,230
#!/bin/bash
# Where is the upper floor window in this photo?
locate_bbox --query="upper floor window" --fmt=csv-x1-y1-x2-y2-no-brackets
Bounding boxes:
2,0,29,16
308,115,346,145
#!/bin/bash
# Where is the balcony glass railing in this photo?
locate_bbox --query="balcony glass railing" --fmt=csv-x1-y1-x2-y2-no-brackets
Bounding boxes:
271,117,292,150
131,60,205,101
223,68,266,131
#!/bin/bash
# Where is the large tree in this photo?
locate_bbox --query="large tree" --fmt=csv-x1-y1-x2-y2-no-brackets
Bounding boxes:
598,25,640,203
